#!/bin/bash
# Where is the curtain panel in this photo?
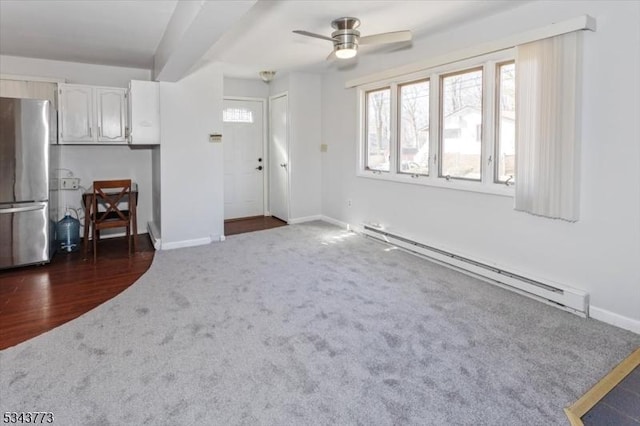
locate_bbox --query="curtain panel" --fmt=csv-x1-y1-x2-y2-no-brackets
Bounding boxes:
515,32,582,221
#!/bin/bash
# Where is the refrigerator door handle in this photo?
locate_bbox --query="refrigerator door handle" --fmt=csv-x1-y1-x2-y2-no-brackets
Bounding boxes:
0,204,46,214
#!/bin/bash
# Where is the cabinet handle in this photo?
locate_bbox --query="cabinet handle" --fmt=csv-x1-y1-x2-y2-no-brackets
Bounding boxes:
98,126,102,137
89,127,92,137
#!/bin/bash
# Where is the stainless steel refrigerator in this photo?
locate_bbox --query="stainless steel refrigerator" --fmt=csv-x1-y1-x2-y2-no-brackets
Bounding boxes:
0,97,58,269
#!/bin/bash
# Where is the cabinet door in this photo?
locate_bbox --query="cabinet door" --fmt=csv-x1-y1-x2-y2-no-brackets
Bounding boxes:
59,85,94,142
129,80,160,145
96,88,126,142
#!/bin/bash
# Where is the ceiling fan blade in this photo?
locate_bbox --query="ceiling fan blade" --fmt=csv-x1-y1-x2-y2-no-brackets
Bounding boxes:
293,30,334,42
359,30,412,45
326,50,337,61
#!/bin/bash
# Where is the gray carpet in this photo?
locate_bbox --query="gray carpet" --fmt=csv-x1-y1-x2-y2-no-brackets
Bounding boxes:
1,221,638,425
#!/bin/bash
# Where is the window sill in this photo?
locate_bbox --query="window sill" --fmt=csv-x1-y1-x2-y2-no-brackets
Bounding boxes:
356,170,514,197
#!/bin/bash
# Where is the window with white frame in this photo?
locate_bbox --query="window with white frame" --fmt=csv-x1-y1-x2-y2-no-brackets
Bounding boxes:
364,88,391,172
358,50,515,194
398,80,430,176
440,67,483,181
495,61,516,184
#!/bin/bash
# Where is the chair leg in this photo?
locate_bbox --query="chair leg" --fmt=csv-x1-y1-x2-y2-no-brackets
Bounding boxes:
127,225,131,256
93,226,97,262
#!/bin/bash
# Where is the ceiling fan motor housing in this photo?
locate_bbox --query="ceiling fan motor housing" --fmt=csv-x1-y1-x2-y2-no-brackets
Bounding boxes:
331,29,360,50
331,17,360,31
331,17,361,54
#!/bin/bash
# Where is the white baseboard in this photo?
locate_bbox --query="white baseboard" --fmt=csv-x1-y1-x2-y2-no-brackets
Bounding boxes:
161,237,212,250
590,306,640,335
147,222,161,250
288,215,323,224
319,215,351,230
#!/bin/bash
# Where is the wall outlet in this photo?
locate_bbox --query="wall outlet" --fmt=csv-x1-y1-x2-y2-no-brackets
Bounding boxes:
60,177,80,190
347,199,352,207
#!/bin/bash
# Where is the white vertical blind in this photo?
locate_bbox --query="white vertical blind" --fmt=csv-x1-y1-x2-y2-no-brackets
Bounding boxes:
515,32,581,221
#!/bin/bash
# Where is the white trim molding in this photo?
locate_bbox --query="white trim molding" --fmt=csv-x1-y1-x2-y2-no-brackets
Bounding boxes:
147,222,162,250
590,306,640,335
319,215,351,230
160,236,212,251
288,215,323,225
346,15,596,89
0,73,66,84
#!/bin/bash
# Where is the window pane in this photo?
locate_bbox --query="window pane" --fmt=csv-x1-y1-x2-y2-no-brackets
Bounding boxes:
399,80,429,175
365,88,391,172
223,107,253,123
496,62,515,183
440,68,483,180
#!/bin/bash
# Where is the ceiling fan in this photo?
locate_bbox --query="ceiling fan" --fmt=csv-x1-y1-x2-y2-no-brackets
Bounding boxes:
293,17,412,60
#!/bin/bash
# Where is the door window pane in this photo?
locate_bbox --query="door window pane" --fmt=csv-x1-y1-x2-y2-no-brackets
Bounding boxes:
440,68,483,180
496,62,516,183
365,88,391,172
399,80,429,175
223,107,254,123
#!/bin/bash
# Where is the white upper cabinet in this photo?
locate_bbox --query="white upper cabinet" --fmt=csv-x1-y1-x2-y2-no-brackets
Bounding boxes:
128,80,160,145
59,85,94,142
96,88,127,142
58,83,127,144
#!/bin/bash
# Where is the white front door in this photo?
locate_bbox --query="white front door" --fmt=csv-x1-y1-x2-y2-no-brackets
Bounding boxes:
223,99,265,220
269,94,289,222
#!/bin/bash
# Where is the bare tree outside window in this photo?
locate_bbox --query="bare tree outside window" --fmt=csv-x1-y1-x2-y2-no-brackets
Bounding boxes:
366,88,391,171
440,68,483,180
399,80,429,175
496,62,516,183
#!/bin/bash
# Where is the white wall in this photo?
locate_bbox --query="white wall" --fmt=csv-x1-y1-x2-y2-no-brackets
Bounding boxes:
288,73,322,220
224,77,269,98
320,1,640,331
159,63,223,247
0,55,153,234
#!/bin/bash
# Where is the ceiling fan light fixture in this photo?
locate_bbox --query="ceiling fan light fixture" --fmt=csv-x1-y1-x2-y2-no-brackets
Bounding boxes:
259,70,276,83
335,44,358,59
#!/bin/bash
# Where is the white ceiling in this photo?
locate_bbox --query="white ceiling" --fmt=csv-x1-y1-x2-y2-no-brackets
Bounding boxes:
0,0,528,79
0,0,178,69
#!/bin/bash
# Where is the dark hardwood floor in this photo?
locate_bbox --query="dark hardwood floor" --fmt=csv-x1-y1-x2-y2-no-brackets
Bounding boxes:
0,218,287,350
224,215,287,236
0,234,154,350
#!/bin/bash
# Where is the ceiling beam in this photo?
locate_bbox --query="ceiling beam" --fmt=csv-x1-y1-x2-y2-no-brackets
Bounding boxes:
153,0,257,82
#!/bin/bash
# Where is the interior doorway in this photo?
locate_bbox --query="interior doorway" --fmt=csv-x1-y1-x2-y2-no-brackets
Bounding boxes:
223,98,266,220
269,93,289,222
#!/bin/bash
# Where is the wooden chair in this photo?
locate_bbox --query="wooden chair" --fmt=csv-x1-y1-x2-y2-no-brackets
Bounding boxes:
90,179,134,262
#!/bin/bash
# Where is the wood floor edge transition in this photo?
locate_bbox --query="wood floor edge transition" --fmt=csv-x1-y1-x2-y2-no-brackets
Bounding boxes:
564,347,640,425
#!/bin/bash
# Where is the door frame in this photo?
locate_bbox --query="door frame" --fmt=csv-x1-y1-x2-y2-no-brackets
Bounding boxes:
268,92,290,222
223,96,268,217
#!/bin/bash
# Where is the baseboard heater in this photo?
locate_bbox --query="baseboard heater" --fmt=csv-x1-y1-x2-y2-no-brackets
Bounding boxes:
362,225,589,317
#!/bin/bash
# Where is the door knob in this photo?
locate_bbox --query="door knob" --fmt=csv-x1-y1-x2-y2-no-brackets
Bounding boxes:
258,158,262,162
280,163,287,168
256,166,263,171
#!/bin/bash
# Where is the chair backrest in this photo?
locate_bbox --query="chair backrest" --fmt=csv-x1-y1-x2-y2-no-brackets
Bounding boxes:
92,179,132,225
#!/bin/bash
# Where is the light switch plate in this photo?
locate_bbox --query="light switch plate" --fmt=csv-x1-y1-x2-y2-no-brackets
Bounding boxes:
320,144,328,152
